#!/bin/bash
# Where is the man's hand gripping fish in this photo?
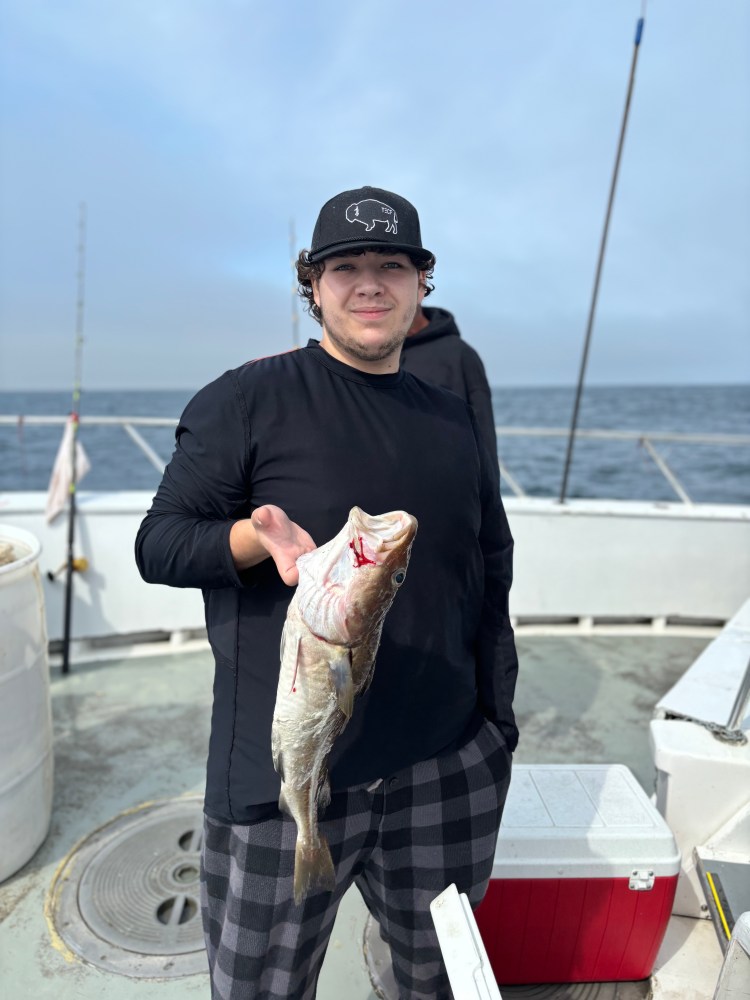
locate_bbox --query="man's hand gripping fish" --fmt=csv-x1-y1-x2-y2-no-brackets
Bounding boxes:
271,506,418,905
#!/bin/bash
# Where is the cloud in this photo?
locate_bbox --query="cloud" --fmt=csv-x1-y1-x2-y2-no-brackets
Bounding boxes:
1,0,748,388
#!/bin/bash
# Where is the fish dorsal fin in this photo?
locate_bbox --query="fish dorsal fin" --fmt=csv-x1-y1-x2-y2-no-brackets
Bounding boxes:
328,649,354,719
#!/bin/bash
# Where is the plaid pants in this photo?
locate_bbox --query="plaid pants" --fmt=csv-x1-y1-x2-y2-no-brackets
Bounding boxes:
201,718,511,1000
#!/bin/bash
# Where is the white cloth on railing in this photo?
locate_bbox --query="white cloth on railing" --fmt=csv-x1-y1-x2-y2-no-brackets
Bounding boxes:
45,416,91,523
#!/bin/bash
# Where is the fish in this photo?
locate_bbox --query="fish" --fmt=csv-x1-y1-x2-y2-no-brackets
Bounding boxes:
271,505,418,904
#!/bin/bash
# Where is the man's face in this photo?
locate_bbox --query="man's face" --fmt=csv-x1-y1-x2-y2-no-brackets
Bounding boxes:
312,251,426,373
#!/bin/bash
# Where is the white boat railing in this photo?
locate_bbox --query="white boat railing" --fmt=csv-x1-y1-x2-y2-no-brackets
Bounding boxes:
494,426,750,504
1,415,748,505
0,414,177,474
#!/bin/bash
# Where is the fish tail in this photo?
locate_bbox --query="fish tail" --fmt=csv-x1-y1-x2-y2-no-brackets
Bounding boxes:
293,836,336,905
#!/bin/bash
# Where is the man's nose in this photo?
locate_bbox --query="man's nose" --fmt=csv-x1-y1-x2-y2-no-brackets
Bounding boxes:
355,267,384,294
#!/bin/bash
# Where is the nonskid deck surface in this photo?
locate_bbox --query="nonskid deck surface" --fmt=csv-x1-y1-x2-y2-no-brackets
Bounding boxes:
0,633,712,999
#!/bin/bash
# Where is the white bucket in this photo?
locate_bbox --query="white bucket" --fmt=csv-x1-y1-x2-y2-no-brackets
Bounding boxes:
0,525,54,883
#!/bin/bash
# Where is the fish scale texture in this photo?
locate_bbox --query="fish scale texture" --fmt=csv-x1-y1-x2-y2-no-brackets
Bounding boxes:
272,508,416,904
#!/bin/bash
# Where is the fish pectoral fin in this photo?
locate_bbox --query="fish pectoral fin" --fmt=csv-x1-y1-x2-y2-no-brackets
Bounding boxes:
281,618,304,681
280,616,294,665
329,650,355,718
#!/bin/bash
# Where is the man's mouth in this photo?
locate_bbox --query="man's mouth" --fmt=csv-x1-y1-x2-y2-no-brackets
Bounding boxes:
352,307,391,320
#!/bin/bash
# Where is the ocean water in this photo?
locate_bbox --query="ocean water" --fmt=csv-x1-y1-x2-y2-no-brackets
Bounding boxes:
0,385,748,504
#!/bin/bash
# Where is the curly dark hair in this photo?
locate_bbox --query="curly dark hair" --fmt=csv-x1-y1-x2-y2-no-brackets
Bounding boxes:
295,247,435,325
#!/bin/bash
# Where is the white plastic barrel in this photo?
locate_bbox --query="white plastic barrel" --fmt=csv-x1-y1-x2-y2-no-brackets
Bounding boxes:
0,525,54,882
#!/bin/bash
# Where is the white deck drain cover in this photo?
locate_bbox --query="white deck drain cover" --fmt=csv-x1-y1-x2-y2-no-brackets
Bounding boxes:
49,797,208,978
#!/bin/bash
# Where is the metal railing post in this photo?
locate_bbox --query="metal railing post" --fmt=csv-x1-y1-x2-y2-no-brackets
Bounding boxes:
639,437,693,504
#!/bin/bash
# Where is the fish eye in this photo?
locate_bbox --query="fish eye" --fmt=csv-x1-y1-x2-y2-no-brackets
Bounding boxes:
391,569,406,586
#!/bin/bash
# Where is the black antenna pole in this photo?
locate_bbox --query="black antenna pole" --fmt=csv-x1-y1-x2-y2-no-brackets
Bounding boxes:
61,202,87,675
559,10,646,503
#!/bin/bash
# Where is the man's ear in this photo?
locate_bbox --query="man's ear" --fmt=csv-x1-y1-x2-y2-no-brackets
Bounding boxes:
312,277,320,308
417,272,427,303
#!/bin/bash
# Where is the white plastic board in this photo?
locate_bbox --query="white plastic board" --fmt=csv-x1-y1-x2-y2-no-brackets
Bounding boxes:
430,884,502,1000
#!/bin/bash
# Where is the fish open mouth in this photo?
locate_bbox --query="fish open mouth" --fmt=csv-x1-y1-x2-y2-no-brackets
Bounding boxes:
348,507,417,551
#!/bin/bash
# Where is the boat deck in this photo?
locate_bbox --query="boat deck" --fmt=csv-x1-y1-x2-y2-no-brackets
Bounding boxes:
0,630,725,999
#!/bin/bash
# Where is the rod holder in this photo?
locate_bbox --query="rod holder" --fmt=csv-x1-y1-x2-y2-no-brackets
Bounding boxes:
47,557,89,582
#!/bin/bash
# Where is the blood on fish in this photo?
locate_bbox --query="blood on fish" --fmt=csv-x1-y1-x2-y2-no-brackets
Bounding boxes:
349,536,376,568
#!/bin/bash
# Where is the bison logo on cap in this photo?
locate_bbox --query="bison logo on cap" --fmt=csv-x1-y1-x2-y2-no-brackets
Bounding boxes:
345,199,398,234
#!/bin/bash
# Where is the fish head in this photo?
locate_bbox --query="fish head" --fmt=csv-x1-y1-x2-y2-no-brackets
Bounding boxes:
294,507,418,646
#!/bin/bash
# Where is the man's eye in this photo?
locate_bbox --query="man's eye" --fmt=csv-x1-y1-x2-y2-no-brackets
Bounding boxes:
382,262,402,269
334,263,354,271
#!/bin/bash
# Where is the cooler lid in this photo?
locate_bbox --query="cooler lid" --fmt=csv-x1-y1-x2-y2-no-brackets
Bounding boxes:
494,764,680,879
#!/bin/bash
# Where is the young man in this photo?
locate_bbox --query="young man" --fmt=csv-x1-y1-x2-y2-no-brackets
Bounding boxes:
136,185,518,1000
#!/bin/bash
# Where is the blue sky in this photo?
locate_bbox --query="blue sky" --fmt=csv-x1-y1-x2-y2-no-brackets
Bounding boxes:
1,0,748,389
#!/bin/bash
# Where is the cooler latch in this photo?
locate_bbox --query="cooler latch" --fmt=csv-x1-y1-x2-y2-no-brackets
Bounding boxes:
629,869,655,891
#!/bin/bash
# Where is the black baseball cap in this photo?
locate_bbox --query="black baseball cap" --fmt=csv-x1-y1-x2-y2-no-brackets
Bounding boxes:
307,185,433,265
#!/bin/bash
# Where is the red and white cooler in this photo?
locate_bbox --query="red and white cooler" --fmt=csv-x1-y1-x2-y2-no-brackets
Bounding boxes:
476,764,680,984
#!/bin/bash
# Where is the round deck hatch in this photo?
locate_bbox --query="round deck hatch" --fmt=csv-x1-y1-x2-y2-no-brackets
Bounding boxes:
49,797,207,978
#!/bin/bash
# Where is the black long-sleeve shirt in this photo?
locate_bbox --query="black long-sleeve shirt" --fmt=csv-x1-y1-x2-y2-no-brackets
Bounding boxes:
135,340,518,823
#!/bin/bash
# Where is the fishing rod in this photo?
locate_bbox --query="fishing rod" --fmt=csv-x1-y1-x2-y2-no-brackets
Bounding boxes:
559,6,647,504
290,218,300,348
61,202,87,676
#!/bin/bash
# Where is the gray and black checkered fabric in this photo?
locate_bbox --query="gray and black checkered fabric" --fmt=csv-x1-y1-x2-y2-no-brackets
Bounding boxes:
201,719,511,999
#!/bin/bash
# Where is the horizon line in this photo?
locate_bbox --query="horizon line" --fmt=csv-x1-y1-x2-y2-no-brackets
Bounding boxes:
1,381,748,394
